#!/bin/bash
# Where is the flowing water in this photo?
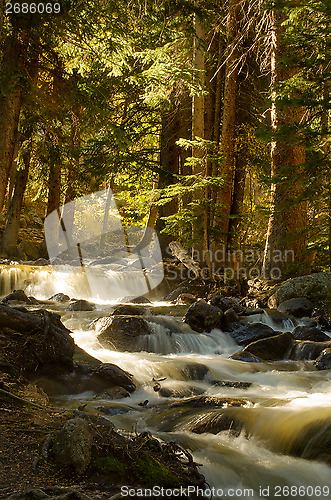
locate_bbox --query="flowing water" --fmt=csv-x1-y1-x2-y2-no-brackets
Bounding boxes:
1,265,331,499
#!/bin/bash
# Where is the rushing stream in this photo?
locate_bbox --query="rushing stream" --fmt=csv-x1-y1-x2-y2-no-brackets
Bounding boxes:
1,265,331,499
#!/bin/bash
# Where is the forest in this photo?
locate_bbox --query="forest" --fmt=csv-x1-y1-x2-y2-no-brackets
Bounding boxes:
0,0,330,280
1,1,331,499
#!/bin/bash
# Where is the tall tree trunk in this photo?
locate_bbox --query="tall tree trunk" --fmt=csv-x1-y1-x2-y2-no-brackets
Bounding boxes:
263,10,308,278
1,133,31,255
63,107,81,237
218,0,241,245
191,13,205,263
0,35,24,211
6,136,20,212
156,89,191,255
46,131,62,216
0,0,4,45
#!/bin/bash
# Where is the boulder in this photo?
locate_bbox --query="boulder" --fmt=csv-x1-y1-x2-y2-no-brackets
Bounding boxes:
17,240,40,260
169,396,248,410
230,322,279,346
268,272,331,307
209,294,245,314
222,308,240,331
290,341,331,361
158,385,205,398
121,296,152,304
230,351,262,363
0,303,75,376
234,332,294,361
97,316,152,350
50,418,92,474
2,289,32,304
314,348,331,370
49,293,70,302
90,363,135,393
188,410,244,436
67,299,95,311
278,297,314,318
175,293,196,305
112,304,148,316
184,300,223,333
180,362,210,380
292,326,330,342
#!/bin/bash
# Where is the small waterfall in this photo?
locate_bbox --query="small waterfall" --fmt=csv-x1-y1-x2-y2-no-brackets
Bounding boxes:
0,264,153,302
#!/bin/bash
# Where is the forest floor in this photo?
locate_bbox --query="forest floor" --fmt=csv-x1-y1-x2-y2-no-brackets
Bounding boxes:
0,385,111,499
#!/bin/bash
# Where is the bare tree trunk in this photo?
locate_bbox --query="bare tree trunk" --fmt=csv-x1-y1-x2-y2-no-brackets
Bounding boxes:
263,10,308,278
191,13,205,260
0,35,24,211
218,0,241,245
0,0,4,46
1,132,31,255
157,89,191,255
46,131,62,216
6,136,20,212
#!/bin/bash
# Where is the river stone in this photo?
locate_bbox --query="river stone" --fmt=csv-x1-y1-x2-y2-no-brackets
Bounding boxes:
159,385,205,398
278,297,314,318
290,341,331,361
314,348,331,370
49,293,70,302
0,303,75,376
2,289,32,304
230,322,279,346
230,351,262,363
67,299,96,311
180,362,210,380
209,294,244,314
91,363,135,392
17,240,40,260
268,272,331,307
51,418,92,474
97,316,152,350
169,396,247,409
222,308,240,331
292,326,330,342
175,293,196,305
112,304,148,316
184,300,223,333
188,410,244,436
236,332,294,361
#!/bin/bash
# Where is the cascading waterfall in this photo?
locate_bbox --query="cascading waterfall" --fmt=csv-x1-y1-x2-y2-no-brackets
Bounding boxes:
0,264,151,302
1,264,331,499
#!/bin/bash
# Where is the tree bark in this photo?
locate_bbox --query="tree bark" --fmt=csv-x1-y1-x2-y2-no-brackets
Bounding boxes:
263,10,308,278
218,0,241,245
46,131,62,216
0,34,24,211
1,132,31,254
191,13,205,259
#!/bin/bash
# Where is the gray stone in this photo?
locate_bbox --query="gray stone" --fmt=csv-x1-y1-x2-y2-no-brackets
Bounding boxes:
51,418,92,474
231,322,279,346
278,297,314,318
184,300,223,333
290,341,331,361
314,348,331,370
268,272,331,307
67,300,95,311
97,315,152,350
236,332,294,361
292,326,330,342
